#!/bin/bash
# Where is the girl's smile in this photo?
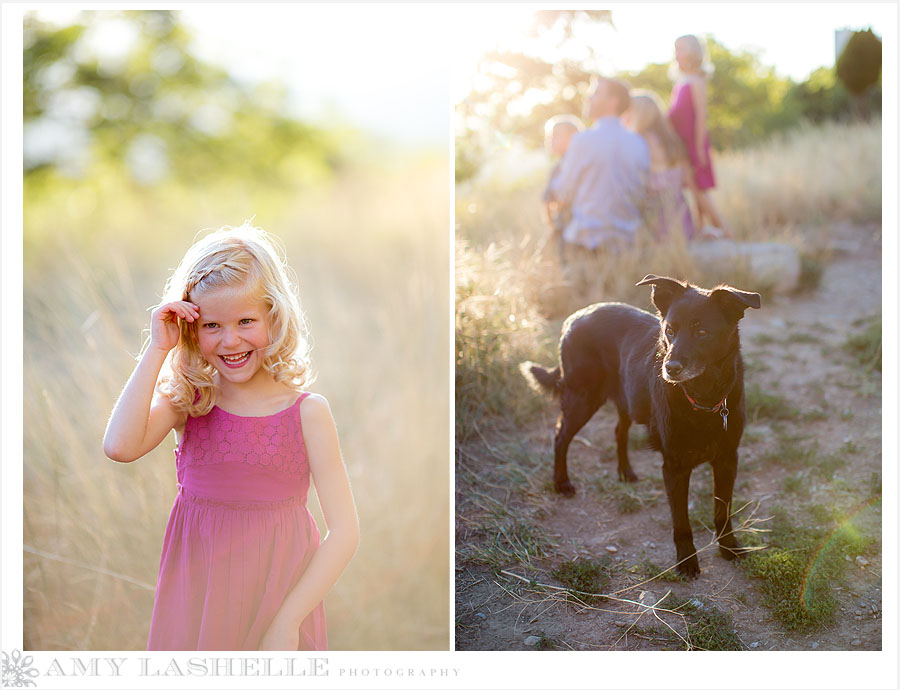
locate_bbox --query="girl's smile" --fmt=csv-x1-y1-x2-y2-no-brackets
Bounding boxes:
220,351,253,367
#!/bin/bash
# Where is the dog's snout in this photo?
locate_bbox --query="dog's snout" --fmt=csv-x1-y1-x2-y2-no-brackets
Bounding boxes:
665,360,684,377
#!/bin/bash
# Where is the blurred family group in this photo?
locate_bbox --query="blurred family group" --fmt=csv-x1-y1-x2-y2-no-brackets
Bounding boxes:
543,34,727,265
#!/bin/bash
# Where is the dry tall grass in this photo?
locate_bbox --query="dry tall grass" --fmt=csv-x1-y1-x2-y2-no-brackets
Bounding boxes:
23,153,450,651
716,119,882,237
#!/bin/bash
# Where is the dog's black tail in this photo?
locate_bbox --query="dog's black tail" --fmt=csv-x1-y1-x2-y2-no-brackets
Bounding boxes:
519,362,562,397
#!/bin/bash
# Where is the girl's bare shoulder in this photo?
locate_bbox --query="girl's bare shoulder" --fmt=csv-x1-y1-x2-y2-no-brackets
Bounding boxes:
688,74,707,90
298,393,340,452
299,392,334,422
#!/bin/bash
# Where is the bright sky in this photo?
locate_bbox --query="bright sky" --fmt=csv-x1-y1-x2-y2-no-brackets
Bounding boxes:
179,5,454,149
30,4,893,146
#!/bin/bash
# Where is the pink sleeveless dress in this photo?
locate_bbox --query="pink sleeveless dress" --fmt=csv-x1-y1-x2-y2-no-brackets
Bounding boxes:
147,392,327,650
668,80,715,190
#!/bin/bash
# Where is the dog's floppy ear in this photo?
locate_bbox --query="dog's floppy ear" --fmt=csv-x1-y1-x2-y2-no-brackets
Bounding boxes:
711,286,761,322
636,274,687,317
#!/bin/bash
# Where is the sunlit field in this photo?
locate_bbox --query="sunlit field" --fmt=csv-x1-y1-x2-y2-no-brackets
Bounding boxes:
23,153,450,651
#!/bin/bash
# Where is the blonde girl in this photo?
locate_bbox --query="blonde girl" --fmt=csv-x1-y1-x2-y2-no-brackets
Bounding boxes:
103,222,359,651
542,114,584,262
623,90,695,241
668,34,727,233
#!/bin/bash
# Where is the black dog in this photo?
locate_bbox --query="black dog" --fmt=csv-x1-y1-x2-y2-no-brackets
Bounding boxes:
521,275,761,577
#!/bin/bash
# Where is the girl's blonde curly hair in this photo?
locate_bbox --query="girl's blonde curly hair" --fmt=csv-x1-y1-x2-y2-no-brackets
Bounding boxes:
154,222,313,416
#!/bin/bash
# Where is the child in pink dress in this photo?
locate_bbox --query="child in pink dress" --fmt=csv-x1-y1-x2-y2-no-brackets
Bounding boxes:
103,223,359,651
668,34,727,235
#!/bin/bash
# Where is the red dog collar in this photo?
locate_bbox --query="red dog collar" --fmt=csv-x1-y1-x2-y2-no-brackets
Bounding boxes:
681,388,729,430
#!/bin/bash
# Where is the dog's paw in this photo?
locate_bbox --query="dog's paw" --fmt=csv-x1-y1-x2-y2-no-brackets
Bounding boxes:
619,468,639,483
554,479,576,497
676,555,701,579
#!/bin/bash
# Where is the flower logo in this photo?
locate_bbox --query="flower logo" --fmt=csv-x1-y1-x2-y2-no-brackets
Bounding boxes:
1,650,39,687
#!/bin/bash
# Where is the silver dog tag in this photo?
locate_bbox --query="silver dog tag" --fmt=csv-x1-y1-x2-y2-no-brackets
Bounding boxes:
720,406,729,431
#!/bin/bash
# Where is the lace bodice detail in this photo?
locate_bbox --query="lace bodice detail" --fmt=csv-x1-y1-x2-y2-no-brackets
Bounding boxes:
176,394,310,475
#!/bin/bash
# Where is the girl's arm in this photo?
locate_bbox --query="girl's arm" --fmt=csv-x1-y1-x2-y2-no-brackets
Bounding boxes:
542,200,554,231
260,394,359,650
681,159,698,192
690,78,708,167
102,301,197,463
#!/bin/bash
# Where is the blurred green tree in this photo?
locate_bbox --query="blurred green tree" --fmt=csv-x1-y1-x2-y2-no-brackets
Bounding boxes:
455,11,611,180
704,38,800,149
836,28,882,119
24,10,342,187
465,10,612,133
784,65,880,124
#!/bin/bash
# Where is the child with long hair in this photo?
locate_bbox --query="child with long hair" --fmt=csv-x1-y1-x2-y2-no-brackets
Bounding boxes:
103,222,359,651
542,114,584,263
623,90,695,241
668,34,727,234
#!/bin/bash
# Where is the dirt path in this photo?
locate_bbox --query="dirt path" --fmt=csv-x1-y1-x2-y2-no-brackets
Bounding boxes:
455,222,882,651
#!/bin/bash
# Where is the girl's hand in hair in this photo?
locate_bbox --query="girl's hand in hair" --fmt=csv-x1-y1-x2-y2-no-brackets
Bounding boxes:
150,301,200,354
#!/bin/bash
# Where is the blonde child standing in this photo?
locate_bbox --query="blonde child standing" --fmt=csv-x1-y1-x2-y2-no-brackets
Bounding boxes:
623,90,695,241
103,223,359,651
668,34,727,234
542,114,584,263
